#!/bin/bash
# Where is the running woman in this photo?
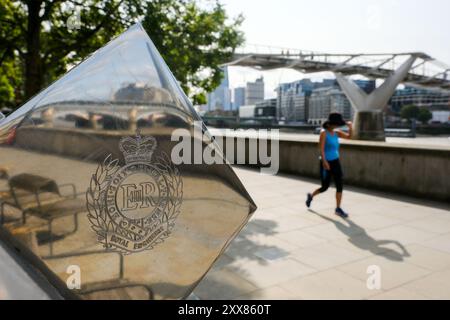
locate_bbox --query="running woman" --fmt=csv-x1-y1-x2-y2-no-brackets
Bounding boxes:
306,112,353,218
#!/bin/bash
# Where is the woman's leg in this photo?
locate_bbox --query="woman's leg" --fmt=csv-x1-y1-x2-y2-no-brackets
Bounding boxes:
333,163,343,208
331,160,348,217
306,161,331,207
313,161,331,197
336,192,342,208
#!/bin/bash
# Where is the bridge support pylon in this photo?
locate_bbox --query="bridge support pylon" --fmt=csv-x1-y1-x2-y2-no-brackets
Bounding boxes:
334,55,417,141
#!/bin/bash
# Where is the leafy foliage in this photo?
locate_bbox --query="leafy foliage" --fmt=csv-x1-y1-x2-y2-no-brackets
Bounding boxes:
142,0,244,104
400,104,433,124
400,104,420,120
0,0,244,108
417,107,432,124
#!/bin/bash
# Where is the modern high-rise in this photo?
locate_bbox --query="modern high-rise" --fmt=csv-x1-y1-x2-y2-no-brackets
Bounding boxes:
207,67,232,111
245,77,265,105
233,87,246,110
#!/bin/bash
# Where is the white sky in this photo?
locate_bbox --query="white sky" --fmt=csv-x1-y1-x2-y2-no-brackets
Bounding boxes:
221,0,450,98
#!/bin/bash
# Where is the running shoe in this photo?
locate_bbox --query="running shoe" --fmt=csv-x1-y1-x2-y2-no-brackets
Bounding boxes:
335,207,349,218
306,193,313,208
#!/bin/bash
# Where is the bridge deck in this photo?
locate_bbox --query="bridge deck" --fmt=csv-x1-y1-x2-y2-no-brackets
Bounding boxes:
227,52,450,90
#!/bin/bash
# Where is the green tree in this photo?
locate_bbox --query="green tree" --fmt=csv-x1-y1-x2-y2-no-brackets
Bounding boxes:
0,60,21,108
0,0,243,108
417,107,432,124
0,0,23,107
400,104,420,121
142,0,244,104
1,0,144,102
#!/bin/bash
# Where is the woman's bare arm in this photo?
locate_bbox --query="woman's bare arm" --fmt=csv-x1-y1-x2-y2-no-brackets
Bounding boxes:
337,121,353,140
319,131,330,170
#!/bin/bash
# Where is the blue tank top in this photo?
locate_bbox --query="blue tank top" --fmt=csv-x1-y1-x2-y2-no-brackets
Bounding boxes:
324,130,339,161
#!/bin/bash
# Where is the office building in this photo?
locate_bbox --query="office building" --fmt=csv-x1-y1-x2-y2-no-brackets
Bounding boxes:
233,87,246,110
276,78,375,124
277,88,308,123
353,79,376,94
308,87,354,125
431,110,450,123
245,77,265,105
255,98,277,117
389,86,450,113
207,67,232,111
276,79,339,123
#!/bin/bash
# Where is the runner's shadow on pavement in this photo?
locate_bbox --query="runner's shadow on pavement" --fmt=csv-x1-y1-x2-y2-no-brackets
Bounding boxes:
308,209,410,261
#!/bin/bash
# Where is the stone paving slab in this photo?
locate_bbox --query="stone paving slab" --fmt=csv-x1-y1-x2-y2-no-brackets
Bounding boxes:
193,166,450,300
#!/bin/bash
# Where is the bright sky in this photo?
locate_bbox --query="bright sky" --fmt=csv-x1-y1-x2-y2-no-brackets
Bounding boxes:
221,0,450,98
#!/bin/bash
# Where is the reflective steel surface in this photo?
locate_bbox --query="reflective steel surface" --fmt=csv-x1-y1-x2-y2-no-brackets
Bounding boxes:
0,24,256,299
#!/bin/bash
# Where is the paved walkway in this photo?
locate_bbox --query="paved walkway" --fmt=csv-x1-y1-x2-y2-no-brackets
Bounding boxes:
193,166,450,300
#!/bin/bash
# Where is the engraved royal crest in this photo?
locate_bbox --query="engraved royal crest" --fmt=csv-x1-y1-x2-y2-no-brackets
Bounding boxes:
86,130,183,254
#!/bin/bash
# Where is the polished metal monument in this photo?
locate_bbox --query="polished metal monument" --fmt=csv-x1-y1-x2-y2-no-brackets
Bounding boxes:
0,23,256,299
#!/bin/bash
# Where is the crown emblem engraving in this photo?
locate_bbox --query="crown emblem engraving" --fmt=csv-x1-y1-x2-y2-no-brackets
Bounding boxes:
119,130,157,164
86,130,183,254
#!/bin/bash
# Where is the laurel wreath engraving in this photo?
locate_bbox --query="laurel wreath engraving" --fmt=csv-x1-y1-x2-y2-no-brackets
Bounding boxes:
86,152,183,254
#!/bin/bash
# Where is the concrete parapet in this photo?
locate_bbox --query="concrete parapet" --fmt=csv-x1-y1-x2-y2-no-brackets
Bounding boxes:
12,126,450,203
216,133,450,203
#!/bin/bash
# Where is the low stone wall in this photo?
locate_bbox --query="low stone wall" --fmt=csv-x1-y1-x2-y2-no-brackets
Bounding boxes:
213,133,450,203
13,126,450,203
